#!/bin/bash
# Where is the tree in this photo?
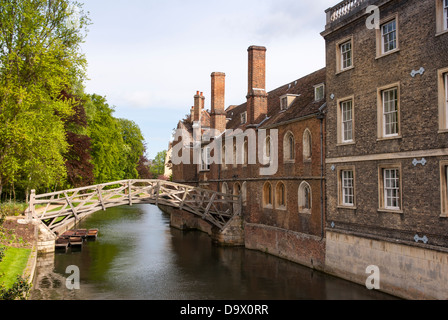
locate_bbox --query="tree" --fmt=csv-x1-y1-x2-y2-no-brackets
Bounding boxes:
117,118,145,179
85,94,125,184
0,0,90,200
150,150,167,179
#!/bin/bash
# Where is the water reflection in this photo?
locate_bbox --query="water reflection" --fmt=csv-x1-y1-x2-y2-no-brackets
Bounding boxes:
30,204,397,300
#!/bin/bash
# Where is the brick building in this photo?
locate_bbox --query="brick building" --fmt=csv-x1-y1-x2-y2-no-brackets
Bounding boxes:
171,46,327,270
321,0,448,299
169,0,448,300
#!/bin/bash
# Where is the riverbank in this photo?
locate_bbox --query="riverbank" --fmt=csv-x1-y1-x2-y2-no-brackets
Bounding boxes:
0,216,38,296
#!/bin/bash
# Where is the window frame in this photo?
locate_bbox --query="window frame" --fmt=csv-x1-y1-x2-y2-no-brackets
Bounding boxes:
376,15,399,58
298,181,312,214
284,131,295,163
378,164,402,213
445,0,448,30
200,146,211,171
303,129,312,161
337,96,355,145
263,182,273,209
438,68,448,132
439,161,448,217
338,167,356,208
377,83,401,140
314,84,325,102
381,19,397,54
275,182,287,210
241,112,247,125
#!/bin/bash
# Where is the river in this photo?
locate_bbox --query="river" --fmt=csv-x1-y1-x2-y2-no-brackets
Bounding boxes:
30,204,397,301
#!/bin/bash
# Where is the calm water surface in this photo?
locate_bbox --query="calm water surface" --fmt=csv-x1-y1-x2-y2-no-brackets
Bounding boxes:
30,204,397,300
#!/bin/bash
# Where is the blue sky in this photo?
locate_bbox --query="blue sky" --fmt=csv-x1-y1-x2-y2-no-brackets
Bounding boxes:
79,0,336,159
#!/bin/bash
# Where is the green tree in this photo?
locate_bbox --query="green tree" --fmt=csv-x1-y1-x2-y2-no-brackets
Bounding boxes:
0,0,90,200
85,94,125,184
117,118,145,179
150,150,167,179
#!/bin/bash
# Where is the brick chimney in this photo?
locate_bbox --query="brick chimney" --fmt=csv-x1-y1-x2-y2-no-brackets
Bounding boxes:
193,91,205,123
246,45,268,125
210,72,226,134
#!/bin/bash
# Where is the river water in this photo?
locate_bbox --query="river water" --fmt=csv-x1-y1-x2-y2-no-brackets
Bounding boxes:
30,204,397,300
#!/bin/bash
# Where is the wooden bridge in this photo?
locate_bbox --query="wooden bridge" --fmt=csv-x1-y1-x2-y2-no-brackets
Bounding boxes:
27,180,242,235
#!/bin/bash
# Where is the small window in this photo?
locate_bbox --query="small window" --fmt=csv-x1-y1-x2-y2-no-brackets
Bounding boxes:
303,129,312,160
298,181,312,214
381,20,397,54
281,97,288,110
440,161,448,217
275,182,286,209
438,69,448,131
241,112,247,125
378,84,400,139
284,132,295,162
314,84,325,101
201,147,211,171
341,170,354,206
383,88,399,136
263,182,273,208
444,0,448,30
340,40,352,70
445,73,448,125
379,166,402,211
341,100,353,142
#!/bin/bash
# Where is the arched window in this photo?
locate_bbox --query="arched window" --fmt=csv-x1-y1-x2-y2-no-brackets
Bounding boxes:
284,131,295,161
222,144,227,169
275,182,287,209
243,140,248,165
241,182,247,206
298,181,312,214
303,129,312,160
263,182,273,208
233,182,241,196
222,182,229,196
233,142,237,167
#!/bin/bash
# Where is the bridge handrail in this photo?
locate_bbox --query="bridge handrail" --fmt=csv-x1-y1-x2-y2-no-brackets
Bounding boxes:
29,179,242,234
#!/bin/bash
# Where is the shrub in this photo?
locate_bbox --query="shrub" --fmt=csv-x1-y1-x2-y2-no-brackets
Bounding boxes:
0,275,32,300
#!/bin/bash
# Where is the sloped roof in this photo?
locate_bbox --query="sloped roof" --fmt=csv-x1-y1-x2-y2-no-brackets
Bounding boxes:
226,67,326,130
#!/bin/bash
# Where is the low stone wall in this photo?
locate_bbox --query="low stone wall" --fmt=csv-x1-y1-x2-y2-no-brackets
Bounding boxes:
244,223,326,271
325,230,448,300
158,205,244,246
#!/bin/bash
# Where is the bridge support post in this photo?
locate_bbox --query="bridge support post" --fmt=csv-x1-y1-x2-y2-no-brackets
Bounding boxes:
211,215,245,247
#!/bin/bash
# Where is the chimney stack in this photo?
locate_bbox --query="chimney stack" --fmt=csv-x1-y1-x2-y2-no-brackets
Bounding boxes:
247,45,268,125
211,72,226,134
193,91,205,123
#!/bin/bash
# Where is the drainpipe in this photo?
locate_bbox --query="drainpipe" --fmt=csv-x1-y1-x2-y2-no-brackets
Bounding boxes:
317,103,326,241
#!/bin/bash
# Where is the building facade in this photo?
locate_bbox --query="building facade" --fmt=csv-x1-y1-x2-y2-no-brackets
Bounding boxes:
169,0,448,300
171,46,327,270
322,0,448,299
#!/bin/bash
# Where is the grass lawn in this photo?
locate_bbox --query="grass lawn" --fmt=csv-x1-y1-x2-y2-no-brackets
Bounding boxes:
0,247,31,290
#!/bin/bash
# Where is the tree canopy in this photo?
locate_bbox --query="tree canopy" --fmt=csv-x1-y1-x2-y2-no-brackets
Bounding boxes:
0,0,150,201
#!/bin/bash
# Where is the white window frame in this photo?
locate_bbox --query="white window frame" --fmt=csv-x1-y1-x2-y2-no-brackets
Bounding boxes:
445,73,448,126
341,100,353,142
383,168,400,210
341,170,355,207
382,88,399,137
444,0,448,30
201,147,211,171
381,19,397,54
281,97,288,110
340,40,352,70
314,84,325,102
241,112,247,125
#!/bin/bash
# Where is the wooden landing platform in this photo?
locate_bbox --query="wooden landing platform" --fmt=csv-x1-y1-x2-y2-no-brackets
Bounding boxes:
55,229,99,251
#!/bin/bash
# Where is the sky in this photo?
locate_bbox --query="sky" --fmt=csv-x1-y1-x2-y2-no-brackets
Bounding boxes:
79,0,336,159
